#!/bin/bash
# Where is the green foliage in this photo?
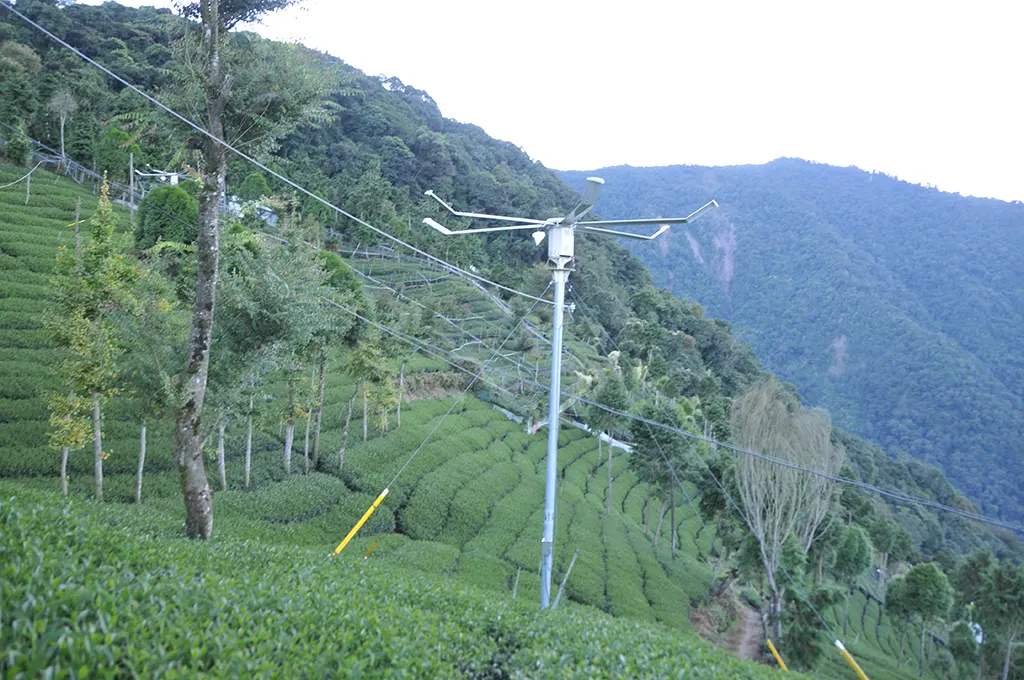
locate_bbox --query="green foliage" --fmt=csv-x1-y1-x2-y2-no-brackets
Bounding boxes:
0,488,799,679
1,125,30,166
781,583,844,670
835,525,873,586
561,162,1024,526
901,562,953,625
237,170,271,201
134,184,199,249
95,126,139,181
948,620,977,670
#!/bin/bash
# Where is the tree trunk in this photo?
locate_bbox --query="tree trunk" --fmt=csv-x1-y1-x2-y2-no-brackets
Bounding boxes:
818,550,825,584
645,483,652,535
311,356,327,470
606,435,613,516
670,480,677,558
397,360,405,428
976,652,984,680
919,620,927,677
303,365,314,474
770,587,783,641
338,387,357,473
898,627,906,667
283,419,294,474
60,446,69,497
244,396,253,489
217,422,226,491
653,499,666,547
135,419,147,503
844,585,852,637
173,0,226,541
362,388,368,441
92,392,103,501
1002,632,1015,680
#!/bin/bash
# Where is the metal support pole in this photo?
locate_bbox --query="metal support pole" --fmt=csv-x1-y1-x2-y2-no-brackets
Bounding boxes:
540,233,571,609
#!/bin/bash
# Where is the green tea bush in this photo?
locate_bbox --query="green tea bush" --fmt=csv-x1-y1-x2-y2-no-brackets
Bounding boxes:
603,518,652,620
438,460,520,547
400,447,493,540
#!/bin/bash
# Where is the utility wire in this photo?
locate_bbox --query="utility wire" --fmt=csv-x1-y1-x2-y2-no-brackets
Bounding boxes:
0,161,43,190
315,293,1024,536
1,0,554,307
384,282,550,489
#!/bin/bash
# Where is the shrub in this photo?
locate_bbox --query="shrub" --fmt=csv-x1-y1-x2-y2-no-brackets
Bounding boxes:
135,184,199,249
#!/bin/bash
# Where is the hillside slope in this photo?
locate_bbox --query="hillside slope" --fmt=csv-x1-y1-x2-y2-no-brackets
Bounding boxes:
0,165,926,680
560,161,1024,522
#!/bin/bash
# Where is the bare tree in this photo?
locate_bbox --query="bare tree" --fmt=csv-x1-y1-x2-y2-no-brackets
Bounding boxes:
732,378,844,640
46,89,77,160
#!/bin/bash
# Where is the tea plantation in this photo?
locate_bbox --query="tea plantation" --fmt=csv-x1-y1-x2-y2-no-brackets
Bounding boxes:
0,165,927,678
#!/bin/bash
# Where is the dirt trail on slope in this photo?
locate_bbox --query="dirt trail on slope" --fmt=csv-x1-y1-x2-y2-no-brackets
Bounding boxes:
729,605,763,662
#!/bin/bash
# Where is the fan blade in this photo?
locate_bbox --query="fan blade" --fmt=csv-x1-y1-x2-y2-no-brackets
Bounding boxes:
424,190,547,224
577,200,718,228
422,218,546,236
577,224,672,241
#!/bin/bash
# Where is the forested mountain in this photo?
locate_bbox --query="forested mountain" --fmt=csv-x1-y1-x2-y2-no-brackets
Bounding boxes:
560,162,1024,522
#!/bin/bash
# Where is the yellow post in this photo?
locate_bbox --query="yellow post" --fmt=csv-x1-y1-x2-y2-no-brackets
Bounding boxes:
363,541,378,560
835,640,869,680
332,488,389,556
765,638,788,672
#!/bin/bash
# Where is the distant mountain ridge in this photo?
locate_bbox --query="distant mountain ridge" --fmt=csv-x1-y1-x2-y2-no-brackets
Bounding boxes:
560,160,1024,522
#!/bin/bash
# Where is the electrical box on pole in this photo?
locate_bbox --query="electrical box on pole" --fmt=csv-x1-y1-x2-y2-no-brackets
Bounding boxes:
420,178,717,609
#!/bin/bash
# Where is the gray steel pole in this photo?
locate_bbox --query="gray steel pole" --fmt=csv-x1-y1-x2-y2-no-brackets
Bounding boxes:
540,265,569,608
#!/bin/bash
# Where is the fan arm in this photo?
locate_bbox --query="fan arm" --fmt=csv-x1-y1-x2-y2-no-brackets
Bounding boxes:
424,190,547,225
577,200,719,228
422,218,545,236
577,224,672,241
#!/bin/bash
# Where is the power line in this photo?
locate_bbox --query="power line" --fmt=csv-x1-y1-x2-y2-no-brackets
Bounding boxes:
384,282,550,489
0,0,553,307
0,161,43,190
315,294,1024,536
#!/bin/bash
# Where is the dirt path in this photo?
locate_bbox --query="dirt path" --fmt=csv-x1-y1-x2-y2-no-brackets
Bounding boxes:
730,605,763,661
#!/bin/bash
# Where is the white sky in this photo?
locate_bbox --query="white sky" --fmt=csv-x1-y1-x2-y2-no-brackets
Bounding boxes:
81,0,1024,201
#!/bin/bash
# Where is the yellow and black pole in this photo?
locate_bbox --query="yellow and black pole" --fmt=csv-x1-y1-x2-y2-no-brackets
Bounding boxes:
835,640,869,680
332,488,389,556
765,639,788,671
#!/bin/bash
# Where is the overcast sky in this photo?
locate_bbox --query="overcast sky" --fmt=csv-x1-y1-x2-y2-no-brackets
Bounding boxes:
82,0,1023,201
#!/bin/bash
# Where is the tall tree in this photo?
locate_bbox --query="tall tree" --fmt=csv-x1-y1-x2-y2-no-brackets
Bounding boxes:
886,577,914,668
168,0,329,538
111,267,187,503
834,524,873,636
47,183,132,501
901,562,954,677
585,369,628,516
731,378,845,640
977,559,1024,680
628,400,693,556
45,88,76,160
